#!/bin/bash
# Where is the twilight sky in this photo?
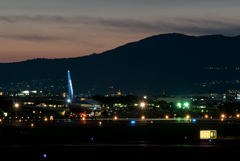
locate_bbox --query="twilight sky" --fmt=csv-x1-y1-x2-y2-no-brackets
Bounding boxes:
1,0,240,63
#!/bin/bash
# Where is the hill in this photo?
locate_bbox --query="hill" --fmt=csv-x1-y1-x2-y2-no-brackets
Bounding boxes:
1,33,240,95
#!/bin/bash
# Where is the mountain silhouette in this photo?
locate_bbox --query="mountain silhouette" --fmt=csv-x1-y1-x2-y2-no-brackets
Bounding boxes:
1,33,240,95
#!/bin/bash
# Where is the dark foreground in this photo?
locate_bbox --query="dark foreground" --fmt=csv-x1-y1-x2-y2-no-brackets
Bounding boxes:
1,118,240,159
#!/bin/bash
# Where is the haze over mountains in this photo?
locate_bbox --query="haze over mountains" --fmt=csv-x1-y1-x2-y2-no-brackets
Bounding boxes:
1,33,240,95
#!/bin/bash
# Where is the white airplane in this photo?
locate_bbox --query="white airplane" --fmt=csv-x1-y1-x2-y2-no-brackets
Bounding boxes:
65,70,101,120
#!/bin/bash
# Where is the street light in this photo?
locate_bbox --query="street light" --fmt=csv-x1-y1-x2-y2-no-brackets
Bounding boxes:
140,102,146,108
14,103,19,108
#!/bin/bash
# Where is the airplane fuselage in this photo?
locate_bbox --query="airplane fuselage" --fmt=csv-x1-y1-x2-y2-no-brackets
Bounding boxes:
69,101,101,114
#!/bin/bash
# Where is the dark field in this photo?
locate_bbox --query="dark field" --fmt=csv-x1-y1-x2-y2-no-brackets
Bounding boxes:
1,119,240,159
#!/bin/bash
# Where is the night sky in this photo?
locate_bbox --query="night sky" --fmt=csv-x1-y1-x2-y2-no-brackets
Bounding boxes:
1,0,240,63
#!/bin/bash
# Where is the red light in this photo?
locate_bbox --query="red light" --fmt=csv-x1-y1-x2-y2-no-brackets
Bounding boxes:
83,114,86,117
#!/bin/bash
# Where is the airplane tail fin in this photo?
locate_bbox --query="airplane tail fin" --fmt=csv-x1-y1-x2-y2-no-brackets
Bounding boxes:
67,70,74,102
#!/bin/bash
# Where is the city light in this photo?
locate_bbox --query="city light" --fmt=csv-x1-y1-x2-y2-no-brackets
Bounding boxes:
50,116,54,121
114,116,118,120
14,103,19,108
237,114,240,118
140,102,146,108
165,115,169,119
141,115,145,119
186,115,190,119
221,114,225,118
205,114,208,118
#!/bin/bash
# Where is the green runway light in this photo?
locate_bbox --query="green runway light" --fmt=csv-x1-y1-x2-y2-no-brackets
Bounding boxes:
184,102,189,107
177,103,181,108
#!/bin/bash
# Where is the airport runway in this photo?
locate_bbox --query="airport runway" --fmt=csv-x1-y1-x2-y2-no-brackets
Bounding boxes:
1,117,240,159
1,116,240,127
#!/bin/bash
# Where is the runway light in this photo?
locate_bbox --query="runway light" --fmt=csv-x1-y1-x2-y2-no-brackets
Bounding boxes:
177,103,181,108
43,154,47,158
91,137,94,141
131,120,136,124
192,119,196,123
165,115,169,119
114,116,118,120
141,116,145,120
184,102,189,107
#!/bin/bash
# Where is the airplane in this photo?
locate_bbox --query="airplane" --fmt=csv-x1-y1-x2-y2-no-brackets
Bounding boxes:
65,70,102,120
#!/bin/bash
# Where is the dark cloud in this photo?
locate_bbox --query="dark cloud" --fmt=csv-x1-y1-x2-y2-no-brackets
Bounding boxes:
0,34,61,41
0,15,240,36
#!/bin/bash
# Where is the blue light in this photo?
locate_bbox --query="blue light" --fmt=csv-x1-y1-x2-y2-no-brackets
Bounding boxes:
192,119,196,123
209,139,212,142
91,137,94,140
94,106,97,110
131,120,136,124
43,154,47,158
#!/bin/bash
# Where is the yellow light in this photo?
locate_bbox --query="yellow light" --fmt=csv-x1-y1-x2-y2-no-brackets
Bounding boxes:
186,115,190,119
15,103,19,108
50,116,54,121
221,118,224,121
141,116,145,119
44,118,48,121
114,116,118,120
205,115,208,118
82,117,85,120
237,114,240,118
31,123,34,127
99,121,102,125
19,119,22,122
221,114,225,118
200,130,217,139
165,115,169,119
200,131,210,139
0,119,2,122
140,102,145,108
